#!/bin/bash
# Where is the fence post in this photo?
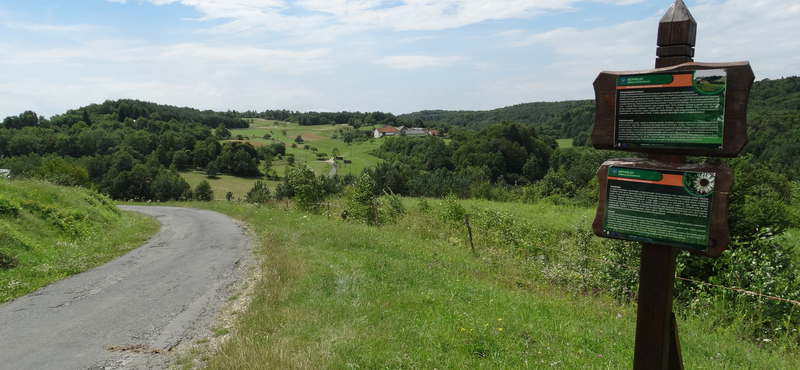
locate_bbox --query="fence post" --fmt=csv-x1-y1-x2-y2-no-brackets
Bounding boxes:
464,214,476,256
327,202,331,221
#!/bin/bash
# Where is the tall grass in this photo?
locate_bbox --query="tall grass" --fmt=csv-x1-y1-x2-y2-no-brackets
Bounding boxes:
184,200,799,369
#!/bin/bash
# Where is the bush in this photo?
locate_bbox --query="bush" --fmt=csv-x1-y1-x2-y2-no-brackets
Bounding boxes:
681,229,800,337
346,173,377,224
416,198,431,213
0,249,18,270
33,157,89,188
0,195,21,215
439,193,466,223
194,180,214,201
287,164,324,212
726,156,798,238
599,239,641,302
246,180,271,204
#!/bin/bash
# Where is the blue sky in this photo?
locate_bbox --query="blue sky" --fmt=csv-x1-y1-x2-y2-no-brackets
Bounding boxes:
1,0,797,119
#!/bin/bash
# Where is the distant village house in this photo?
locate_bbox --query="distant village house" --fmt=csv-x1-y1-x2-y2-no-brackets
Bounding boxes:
373,125,439,139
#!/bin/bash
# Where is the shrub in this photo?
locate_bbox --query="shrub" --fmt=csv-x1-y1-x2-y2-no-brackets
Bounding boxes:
0,195,21,216
33,157,89,188
0,249,18,270
246,180,271,204
599,239,641,302
287,164,324,212
683,229,800,337
346,173,377,224
194,180,214,201
439,193,466,223
416,198,431,213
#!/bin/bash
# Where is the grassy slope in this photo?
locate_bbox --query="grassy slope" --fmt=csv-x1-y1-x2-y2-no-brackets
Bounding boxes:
179,200,799,369
0,180,159,303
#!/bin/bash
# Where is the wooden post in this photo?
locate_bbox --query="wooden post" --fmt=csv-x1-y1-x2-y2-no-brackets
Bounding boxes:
634,244,682,370
464,214,476,256
655,0,696,68
327,202,331,221
634,2,694,369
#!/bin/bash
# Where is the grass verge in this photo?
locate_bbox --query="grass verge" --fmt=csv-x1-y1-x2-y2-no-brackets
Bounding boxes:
0,180,159,303
183,200,800,369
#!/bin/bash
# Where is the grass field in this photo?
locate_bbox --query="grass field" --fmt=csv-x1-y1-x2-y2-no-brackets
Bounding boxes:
231,119,383,176
174,200,800,369
183,120,387,198
556,138,573,148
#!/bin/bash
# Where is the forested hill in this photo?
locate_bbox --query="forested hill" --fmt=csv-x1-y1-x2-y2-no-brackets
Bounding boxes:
742,76,800,179
399,76,800,144
398,100,594,139
59,99,249,129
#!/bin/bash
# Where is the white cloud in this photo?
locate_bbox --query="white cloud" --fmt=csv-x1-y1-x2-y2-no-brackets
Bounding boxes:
375,55,467,69
692,0,800,79
3,40,332,73
4,22,99,33
510,16,657,71
131,0,584,39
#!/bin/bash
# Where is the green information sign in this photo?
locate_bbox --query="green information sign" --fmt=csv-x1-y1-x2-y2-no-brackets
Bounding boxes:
614,69,726,150
602,166,714,250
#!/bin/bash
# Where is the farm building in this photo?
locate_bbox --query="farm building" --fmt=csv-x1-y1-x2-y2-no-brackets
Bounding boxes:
373,125,438,138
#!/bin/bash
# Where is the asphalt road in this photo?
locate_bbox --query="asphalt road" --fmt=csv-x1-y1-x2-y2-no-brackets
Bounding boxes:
0,206,252,370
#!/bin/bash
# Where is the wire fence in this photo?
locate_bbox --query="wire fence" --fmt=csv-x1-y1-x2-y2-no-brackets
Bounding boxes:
300,199,800,310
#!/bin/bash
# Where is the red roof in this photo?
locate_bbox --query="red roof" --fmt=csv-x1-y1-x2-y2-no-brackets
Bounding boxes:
376,126,400,133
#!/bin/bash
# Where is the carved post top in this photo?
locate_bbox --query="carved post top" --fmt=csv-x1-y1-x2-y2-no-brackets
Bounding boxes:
656,0,697,69
660,0,695,23
658,0,697,47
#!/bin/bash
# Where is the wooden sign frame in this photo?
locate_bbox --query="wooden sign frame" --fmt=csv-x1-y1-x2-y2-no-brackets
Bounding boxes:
592,158,733,258
592,62,754,157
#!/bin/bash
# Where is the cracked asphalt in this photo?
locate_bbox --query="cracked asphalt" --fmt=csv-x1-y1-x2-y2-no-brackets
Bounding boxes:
0,206,252,370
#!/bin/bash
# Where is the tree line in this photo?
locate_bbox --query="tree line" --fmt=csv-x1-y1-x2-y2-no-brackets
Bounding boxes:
0,104,273,201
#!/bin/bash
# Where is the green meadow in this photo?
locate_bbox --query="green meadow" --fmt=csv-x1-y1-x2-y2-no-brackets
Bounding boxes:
194,119,383,198
171,200,800,370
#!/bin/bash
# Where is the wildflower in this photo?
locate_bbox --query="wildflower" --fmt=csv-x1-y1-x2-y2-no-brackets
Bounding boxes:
598,354,603,357
498,328,503,331
461,328,466,331
498,318,502,321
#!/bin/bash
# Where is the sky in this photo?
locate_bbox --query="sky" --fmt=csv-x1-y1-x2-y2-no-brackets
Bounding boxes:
0,0,798,119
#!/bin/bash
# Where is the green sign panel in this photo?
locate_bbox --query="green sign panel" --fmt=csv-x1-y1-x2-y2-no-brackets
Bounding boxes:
614,69,726,150
602,166,714,250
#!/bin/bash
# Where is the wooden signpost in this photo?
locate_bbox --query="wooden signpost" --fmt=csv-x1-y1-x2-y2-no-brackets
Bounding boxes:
590,1,754,369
